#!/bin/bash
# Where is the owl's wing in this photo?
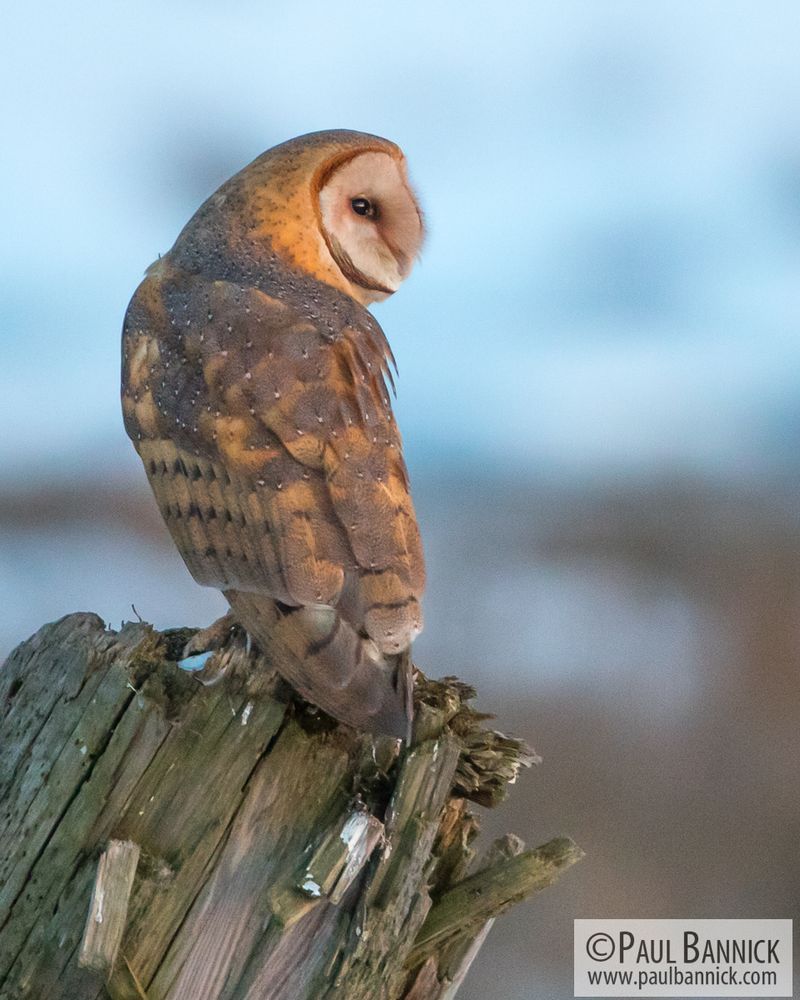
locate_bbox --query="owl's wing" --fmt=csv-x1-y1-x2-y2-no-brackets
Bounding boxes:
123,269,424,652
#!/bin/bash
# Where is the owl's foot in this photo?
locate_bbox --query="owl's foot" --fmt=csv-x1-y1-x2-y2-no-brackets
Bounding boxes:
179,612,245,685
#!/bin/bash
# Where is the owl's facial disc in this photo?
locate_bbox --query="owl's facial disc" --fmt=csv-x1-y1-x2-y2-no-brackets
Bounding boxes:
318,152,424,304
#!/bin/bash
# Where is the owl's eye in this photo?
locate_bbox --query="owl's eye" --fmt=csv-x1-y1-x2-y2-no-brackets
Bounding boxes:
351,197,378,219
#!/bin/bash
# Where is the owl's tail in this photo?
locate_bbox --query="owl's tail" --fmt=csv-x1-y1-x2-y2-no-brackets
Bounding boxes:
224,589,413,740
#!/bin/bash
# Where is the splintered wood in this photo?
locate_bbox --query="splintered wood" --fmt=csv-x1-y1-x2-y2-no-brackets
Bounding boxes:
0,613,582,999
79,840,141,973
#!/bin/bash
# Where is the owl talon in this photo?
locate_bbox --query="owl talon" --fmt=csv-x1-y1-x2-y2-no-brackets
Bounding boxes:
179,612,246,686
177,648,232,687
182,612,240,657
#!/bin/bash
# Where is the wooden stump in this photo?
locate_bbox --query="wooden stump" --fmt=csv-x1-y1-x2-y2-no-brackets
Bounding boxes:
0,613,582,999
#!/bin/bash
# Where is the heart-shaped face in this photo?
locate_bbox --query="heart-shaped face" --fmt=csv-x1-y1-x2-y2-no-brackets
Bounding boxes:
317,150,424,302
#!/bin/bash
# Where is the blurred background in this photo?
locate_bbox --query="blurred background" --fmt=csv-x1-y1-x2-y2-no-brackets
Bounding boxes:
2,1,799,996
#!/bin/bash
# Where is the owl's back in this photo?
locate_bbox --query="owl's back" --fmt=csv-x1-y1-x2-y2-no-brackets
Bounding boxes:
122,253,424,662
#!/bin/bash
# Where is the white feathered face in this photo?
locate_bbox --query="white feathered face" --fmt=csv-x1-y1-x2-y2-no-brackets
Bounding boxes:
317,151,424,304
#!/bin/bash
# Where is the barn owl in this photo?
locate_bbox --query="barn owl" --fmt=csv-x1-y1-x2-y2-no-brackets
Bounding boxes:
121,130,426,737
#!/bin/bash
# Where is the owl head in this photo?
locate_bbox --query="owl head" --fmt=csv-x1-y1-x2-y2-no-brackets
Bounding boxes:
179,130,425,307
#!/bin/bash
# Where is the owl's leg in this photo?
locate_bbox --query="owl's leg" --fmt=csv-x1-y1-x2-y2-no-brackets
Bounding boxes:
224,589,413,740
182,612,240,656
178,612,246,685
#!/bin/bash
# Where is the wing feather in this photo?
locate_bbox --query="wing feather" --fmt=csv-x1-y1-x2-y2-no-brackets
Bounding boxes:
122,270,425,639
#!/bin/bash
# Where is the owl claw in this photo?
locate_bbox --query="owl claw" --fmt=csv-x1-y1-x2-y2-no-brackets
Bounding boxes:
182,611,239,658
179,612,243,686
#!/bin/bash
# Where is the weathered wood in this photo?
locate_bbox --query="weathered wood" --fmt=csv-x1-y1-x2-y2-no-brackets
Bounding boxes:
270,806,385,927
407,837,585,971
79,840,141,973
0,613,582,999
409,835,526,1000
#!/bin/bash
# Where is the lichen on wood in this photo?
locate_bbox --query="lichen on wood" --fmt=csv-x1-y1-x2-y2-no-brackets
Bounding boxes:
0,612,582,999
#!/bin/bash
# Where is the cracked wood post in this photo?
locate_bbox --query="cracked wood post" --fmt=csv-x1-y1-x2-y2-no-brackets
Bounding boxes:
0,613,583,1000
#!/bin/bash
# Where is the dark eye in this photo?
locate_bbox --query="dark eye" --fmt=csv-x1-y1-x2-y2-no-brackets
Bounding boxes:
351,197,377,218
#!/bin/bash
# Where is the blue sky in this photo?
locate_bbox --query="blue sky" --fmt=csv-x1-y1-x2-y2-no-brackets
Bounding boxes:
3,0,800,484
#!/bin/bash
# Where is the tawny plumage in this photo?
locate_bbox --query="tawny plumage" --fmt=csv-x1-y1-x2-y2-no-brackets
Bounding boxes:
121,130,426,736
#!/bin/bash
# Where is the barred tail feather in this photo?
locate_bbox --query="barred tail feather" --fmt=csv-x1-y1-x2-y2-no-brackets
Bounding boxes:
224,589,413,739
